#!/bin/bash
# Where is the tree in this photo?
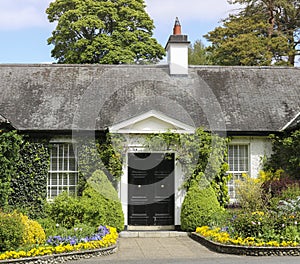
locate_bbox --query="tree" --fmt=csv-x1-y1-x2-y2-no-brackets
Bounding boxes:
46,0,165,64
264,129,300,179
188,40,213,65
205,0,300,66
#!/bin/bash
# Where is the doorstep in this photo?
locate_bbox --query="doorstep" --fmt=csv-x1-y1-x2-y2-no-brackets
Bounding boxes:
119,231,188,238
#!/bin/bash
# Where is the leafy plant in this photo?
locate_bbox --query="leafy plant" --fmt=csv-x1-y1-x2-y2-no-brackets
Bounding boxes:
235,174,267,212
20,214,46,246
0,131,22,207
144,128,230,206
265,130,300,179
49,172,124,232
180,177,223,231
0,212,24,252
9,140,49,218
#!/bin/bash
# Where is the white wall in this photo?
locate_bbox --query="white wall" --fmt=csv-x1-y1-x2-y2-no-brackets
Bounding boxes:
230,136,273,178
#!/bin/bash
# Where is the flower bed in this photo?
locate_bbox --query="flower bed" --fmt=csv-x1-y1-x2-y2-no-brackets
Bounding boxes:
0,226,118,261
196,226,299,247
190,232,300,256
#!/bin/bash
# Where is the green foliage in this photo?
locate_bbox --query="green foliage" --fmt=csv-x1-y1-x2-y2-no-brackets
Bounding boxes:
144,128,230,206
86,170,119,201
9,141,49,218
82,187,124,231
205,0,300,66
0,131,49,217
46,0,165,64
98,133,124,187
0,131,22,207
235,174,267,212
232,211,269,238
265,130,300,179
77,133,123,192
49,192,84,229
49,172,124,232
0,211,24,252
180,178,222,231
188,40,213,65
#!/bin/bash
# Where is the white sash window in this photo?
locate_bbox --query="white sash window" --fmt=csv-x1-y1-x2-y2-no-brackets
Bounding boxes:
47,143,78,199
227,144,249,202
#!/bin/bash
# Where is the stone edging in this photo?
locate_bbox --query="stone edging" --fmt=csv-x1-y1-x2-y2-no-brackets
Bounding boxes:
0,244,117,264
189,232,300,256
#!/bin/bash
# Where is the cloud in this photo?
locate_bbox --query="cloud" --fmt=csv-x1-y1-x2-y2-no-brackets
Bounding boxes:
0,0,240,32
145,0,240,22
0,0,53,30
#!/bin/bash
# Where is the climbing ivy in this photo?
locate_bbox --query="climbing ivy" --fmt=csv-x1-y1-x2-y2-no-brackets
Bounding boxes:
0,130,22,207
77,132,124,193
9,140,49,218
0,131,50,218
144,128,230,206
264,129,300,179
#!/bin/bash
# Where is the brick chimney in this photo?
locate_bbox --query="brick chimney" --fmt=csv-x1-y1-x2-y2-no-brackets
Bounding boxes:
165,17,190,75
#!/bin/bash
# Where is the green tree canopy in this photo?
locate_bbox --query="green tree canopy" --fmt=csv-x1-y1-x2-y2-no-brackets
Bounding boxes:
188,40,213,65
46,0,165,64
205,0,300,66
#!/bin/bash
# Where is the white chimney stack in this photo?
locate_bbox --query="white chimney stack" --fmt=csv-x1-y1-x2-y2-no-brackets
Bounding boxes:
165,17,190,75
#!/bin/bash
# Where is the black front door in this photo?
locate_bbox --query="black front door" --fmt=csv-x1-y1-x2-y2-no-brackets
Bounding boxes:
128,153,175,226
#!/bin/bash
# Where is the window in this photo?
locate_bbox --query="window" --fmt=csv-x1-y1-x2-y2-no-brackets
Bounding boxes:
47,143,78,199
227,144,249,201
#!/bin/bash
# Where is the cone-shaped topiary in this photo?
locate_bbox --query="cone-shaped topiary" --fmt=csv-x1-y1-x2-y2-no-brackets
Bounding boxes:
180,178,222,231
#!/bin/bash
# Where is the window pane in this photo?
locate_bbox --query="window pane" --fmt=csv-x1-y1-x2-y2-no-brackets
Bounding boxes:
227,145,249,202
48,143,78,199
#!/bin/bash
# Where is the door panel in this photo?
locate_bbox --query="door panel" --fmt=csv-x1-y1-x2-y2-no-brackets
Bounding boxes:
128,153,174,226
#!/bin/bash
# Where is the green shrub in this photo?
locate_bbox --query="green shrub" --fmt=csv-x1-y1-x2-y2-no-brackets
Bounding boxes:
180,179,222,231
48,170,124,232
0,212,24,252
86,170,119,201
232,211,270,238
49,192,85,229
235,174,267,212
81,186,124,232
36,217,57,237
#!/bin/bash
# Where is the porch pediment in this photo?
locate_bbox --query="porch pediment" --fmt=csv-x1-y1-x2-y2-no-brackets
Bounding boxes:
109,110,195,134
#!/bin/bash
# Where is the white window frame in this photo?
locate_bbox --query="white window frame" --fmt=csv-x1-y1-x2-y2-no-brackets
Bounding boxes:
227,144,250,202
47,142,78,200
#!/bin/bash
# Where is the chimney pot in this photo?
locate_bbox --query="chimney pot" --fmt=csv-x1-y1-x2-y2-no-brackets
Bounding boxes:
173,17,181,35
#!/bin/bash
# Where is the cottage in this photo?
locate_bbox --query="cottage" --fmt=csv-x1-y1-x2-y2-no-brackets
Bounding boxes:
0,20,299,230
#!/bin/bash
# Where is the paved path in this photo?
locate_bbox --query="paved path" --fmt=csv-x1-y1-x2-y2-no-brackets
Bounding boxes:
68,237,300,264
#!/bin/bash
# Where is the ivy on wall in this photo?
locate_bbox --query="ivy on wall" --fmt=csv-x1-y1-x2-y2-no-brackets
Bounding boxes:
144,128,230,206
0,130,49,218
264,129,300,179
0,131,22,207
77,132,124,193
9,140,49,218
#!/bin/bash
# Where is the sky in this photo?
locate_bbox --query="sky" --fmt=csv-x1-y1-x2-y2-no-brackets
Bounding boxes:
0,0,241,63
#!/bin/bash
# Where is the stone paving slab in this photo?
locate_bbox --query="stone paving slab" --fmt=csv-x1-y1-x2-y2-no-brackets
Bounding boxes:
119,231,188,238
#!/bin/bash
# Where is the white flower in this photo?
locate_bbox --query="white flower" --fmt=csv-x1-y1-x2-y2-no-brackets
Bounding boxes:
56,223,60,227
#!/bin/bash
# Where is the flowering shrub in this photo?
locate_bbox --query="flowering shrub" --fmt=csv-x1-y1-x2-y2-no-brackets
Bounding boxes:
196,226,299,247
20,214,46,246
0,211,24,252
0,226,118,260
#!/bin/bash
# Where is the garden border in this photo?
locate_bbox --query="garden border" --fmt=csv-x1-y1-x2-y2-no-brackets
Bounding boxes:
189,232,300,256
0,244,117,264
